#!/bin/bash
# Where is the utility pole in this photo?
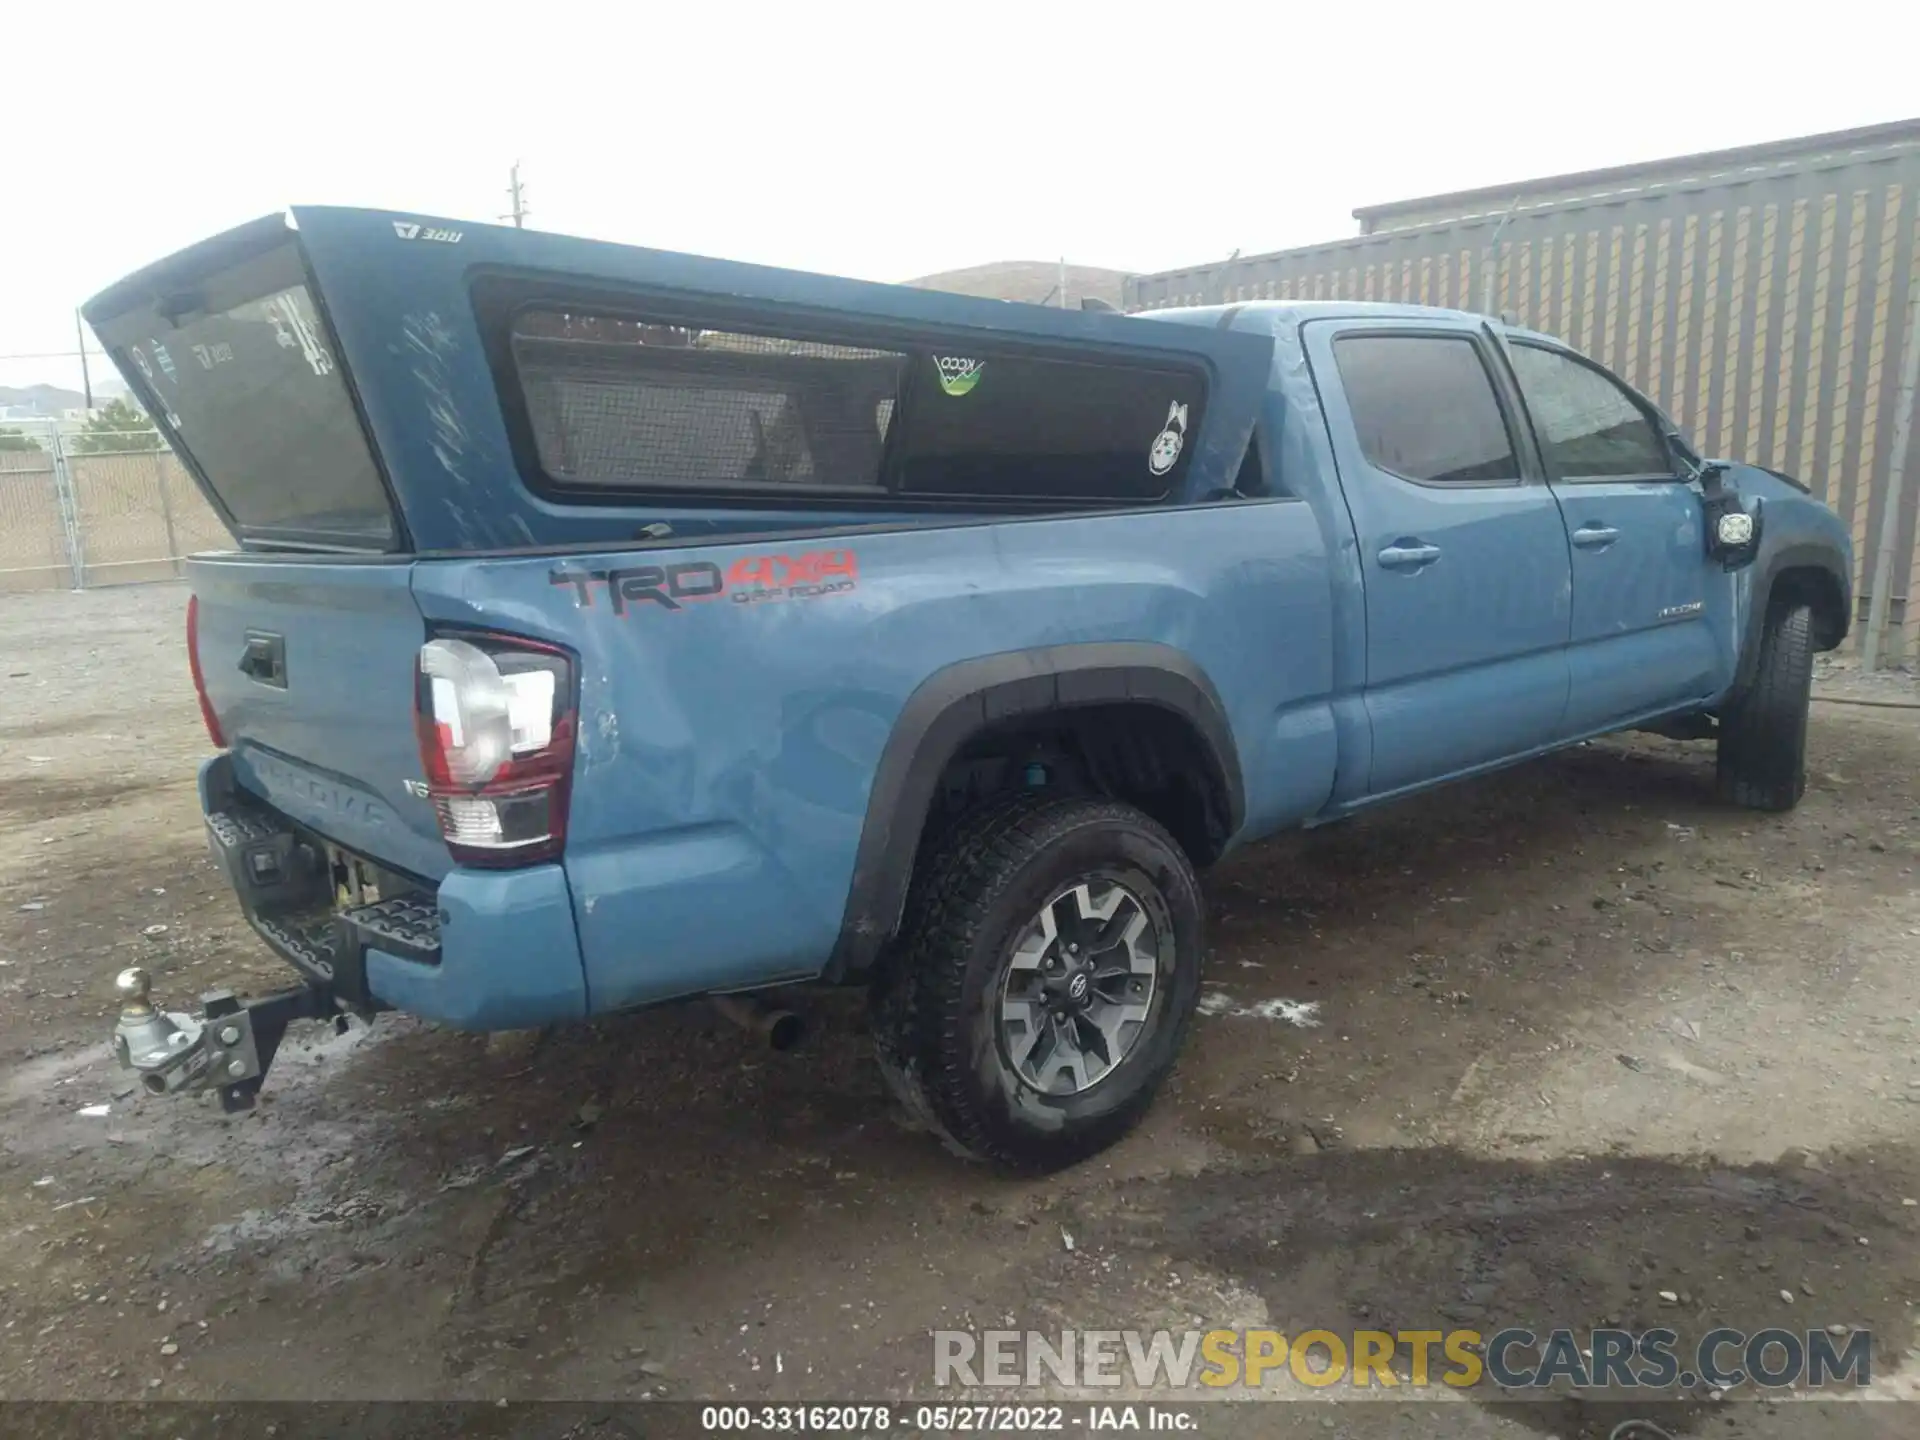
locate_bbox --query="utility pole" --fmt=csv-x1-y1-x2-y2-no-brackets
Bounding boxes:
1059,257,1068,309
503,162,530,229
75,310,93,409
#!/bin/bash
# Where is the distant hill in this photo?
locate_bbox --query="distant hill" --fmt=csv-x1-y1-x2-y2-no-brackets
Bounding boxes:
0,378,126,416
0,383,87,415
904,261,1130,310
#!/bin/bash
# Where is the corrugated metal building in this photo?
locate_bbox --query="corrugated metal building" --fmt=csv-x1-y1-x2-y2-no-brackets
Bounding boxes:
1125,120,1920,663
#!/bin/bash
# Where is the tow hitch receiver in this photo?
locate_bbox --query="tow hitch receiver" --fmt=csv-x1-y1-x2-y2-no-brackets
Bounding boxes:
111,966,339,1113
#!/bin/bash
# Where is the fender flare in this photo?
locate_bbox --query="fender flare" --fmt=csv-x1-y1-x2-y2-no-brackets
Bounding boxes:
1728,540,1851,701
827,642,1244,978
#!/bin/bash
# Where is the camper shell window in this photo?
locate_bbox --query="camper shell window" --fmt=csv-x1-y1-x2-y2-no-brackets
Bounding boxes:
488,294,1207,509
89,240,396,550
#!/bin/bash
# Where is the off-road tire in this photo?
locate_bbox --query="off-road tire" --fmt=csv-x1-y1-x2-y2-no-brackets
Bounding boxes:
871,792,1204,1173
1716,601,1814,812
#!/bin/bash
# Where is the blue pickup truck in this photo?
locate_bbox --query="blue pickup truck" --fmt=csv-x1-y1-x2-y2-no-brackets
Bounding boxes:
94,208,1850,1171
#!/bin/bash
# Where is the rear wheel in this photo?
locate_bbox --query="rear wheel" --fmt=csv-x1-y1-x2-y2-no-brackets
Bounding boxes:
872,793,1203,1173
1716,601,1814,812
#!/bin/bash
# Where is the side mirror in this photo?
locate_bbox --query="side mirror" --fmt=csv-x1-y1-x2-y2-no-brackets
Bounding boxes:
1666,430,1705,478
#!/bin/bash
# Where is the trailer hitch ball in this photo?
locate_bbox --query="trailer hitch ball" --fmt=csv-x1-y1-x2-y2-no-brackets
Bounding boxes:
109,965,337,1108
116,966,154,1015
113,967,211,1094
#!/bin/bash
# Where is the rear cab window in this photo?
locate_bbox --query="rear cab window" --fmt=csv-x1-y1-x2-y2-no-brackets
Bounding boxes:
486,290,1209,510
1331,334,1520,485
90,239,395,550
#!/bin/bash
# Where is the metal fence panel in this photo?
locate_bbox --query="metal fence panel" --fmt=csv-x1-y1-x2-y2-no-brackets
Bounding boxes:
1125,136,1920,661
68,448,224,586
0,450,71,592
0,434,231,594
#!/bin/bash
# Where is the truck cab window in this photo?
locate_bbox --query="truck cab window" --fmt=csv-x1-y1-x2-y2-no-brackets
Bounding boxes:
1332,335,1519,485
1507,343,1672,480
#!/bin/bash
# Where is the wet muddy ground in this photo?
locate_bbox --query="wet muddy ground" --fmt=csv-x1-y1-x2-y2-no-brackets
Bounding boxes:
3,584,1919,1438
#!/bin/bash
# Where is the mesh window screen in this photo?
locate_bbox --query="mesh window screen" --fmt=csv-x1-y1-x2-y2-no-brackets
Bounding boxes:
512,312,906,491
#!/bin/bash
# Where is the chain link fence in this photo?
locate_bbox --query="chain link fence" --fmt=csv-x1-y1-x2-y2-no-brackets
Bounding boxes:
0,430,229,593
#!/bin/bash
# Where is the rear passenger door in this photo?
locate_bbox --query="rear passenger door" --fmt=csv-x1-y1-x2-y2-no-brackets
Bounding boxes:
1305,321,1572,796
1502,341,1723,734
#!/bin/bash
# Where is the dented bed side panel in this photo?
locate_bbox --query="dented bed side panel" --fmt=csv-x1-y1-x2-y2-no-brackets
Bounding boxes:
406,497,1339,1014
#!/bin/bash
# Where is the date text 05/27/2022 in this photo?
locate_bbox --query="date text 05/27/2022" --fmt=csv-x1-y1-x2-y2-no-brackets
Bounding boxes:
698,1403,1198,1432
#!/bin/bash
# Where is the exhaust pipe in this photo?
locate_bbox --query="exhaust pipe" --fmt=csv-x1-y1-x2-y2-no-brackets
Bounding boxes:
711,994,805,1052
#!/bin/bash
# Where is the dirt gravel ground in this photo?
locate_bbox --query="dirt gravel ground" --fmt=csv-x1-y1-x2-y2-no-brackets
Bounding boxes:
3,583,1920,1438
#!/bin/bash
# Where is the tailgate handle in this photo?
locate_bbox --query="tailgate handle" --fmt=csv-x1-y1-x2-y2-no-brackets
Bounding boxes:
238,631,287,689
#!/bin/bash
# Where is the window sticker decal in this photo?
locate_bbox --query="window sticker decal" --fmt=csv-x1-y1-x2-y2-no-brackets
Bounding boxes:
271,293,334,378
1149,401,1189,476
933,355,984,398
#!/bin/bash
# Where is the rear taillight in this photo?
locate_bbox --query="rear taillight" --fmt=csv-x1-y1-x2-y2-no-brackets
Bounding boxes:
185,594,226,748
414,635,576,868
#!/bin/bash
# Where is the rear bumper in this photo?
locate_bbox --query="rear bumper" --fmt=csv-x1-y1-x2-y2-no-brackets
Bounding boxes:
198,756,588,1030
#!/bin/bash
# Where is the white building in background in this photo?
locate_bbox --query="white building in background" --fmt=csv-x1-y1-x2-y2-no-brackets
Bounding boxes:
0,411,111,443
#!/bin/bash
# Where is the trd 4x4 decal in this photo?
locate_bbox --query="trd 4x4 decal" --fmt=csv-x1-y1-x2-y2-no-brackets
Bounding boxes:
551,549,859,615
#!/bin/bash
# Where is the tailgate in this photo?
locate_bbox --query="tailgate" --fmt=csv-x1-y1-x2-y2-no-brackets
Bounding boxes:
191,558,448,880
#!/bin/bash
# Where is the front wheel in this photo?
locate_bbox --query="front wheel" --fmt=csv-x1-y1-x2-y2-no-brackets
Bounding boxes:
872,794,1204,1173
1716,601,1814,811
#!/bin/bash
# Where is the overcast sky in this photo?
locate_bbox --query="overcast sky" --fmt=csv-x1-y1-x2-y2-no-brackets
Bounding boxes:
3,0,1915,396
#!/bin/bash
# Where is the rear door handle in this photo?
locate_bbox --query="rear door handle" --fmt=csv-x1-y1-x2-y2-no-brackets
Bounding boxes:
1377,542,1441,570
1571,524,1620,550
